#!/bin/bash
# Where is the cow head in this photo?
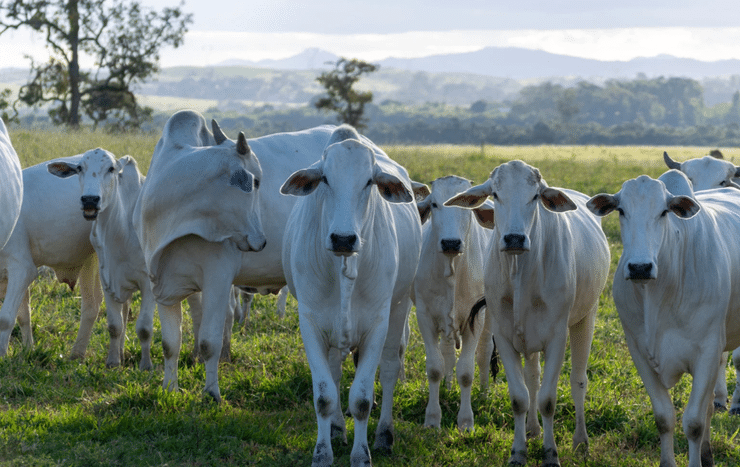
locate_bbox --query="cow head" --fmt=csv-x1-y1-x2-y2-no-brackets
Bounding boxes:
663,151,740,191
417,175,494,257
444,160,574,255
47,148,134,221
281,125,412,257
587,174,700,283
209,119,266,253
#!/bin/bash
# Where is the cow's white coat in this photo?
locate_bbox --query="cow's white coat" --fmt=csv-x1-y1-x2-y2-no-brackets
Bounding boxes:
0,155,102,358
588,172,740,467
446,160,610,466
281,125,422,467
413,175,495,430
0,119,22,250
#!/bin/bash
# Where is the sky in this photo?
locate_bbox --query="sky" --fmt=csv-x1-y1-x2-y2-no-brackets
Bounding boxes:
1,0,740,68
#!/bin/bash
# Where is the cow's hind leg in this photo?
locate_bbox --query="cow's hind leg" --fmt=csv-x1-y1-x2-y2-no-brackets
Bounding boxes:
0,261,40,355
70,255,102,359
728,347,740,415
159,301,183,393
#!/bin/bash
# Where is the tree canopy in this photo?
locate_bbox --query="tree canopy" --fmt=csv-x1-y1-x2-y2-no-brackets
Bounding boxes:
0,0,192,130
314,57,378,131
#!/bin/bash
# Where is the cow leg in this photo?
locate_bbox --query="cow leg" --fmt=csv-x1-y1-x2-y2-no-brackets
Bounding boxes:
159,301,183,393
713,351,729,411
524,352,541,439
569,307,596,451
684,350,721,467
103,290,126,368
374,296,411,453
221,288,235,362
136,282,156,371
350,327,386,467
495,333,530,466
475,309,495,393
457,304,485,431
0,260,36,356
186,293,203,362
441,335,456,391
299,309,336,467
328,347,347,443
624,332,678,467
70,255,102,359
540,328,569,467
728,347,740,415
276,286,288,318
415,299,445,428
199,275,235,402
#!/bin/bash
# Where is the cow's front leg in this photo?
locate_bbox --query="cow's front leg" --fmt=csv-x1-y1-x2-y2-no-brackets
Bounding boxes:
159,301,182,393
540,330,569,467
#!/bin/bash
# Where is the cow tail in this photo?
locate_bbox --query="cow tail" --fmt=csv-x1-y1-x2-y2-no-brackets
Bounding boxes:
490,333,499,380
467,296,486,334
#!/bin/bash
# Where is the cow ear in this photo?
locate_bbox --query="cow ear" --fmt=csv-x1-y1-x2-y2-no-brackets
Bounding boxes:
444,182,491,209
667,195,701,219
229,168,254,193
416,196,432,224
47,161,80,178
587,194,618,217
115,155,136,175
374,169,413,203
540,187,577,212
472,199,495,229
411,180,430,201
281,167,323,196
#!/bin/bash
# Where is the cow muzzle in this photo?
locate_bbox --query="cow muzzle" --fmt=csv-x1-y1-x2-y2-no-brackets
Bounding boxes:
626,262,656,282
501,233,529,255
329,233,358,257
80,195,100,220
440,238,463,256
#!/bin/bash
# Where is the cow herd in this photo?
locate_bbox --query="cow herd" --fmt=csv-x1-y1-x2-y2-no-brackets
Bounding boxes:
0,109,739,467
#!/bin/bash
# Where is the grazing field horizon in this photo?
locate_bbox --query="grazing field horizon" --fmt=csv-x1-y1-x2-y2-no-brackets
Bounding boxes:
1,128,739,466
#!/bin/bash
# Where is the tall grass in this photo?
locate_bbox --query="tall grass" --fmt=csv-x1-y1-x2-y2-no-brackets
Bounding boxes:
2,130,739,466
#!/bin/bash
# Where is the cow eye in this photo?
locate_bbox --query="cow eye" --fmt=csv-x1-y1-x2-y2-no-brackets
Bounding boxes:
254,179,260,189
532,194,539,202
431,202,438,209
365,178,372,188
321,175,328,185
108,166,115,173
720,180,727,186
617,208,625,216
492,192,499,200
660,210,668,218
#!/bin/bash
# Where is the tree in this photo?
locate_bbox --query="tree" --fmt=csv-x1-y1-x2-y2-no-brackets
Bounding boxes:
0,0,192,130
314,57,378,130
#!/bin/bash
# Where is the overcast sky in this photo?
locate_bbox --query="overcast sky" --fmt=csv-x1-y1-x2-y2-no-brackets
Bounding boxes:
2,0,739,68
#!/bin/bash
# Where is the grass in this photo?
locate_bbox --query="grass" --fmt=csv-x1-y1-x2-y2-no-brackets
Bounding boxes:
2,130,740,466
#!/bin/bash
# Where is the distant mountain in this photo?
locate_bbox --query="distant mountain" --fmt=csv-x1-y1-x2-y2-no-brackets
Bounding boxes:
221,46,740,81
218,48,339,70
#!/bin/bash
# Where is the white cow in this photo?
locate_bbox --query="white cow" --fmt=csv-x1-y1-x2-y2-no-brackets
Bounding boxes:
664,151,740,413
413,175,495,430
133,110,265,401
281,125,422,467
0,154,102,358
587,172,740,467
446,160,610,467
0,119,22,250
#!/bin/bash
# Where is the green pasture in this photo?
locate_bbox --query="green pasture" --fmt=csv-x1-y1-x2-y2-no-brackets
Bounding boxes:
1,129,739,466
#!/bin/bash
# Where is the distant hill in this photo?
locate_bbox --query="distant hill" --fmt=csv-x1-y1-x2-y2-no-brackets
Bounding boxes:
218,46,740,81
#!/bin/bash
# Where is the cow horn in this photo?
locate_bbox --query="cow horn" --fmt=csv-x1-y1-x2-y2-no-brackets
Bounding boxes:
237,132,250,156
212,119,228,145
663,151,681,170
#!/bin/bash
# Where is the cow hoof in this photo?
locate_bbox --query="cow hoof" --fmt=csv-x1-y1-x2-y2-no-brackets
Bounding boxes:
730,407,740,416
507,449,527,466
543,447,560,467
373,426,394,454
331,423,347,444
714,401,727,412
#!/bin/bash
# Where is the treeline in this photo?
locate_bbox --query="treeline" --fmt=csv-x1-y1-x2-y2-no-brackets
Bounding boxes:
185,76,740,146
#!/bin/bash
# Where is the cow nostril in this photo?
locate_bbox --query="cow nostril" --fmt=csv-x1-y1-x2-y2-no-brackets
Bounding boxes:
330,233,357,252
503,234,526,248
627,263,653,280
440,239,462,252
81,195,100,206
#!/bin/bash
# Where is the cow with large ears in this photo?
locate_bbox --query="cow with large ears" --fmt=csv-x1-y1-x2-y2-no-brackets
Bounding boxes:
281,124,423,467
587,173,740,467
413,175,496,431
445,160,610,467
